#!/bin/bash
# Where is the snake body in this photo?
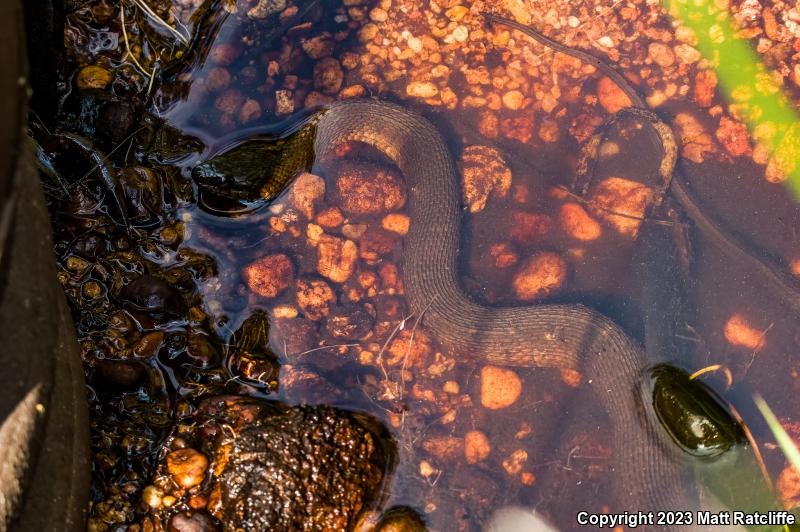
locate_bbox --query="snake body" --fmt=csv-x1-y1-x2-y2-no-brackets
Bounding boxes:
311,99,691,519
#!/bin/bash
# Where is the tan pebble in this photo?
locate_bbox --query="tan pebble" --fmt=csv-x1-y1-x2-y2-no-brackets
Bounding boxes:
301,34,334,59
464,431,491,464
419,460,438,478
162,495,177,507
387,329,433,368
445,5,469,21
296,278,336,320
597,36,614,48
560,368,583,388
503,0,531,24
589,177,653,238
648,42,675,67
290,172,325,219
422,436,464,461
244,254,294,298
538,118,559,143
715,116,751,157
723,314,766,351
272,304,298,318
337,162,406,215
451,25,469,43
339,84,366,98
460,145,512,213
597,76,632,114
275,90,294,115
359,23,379,42
407,36,423,53
239,98,262,124
317,235,358,283
342,223,367,240
674,43,701,64
369,7,387,21
674,112,716,163
381,213,410,235
559,203,602,241
314,57,343,95
502,449,528,475
406,81,439,98
142,485,163,509
76,65,113,90
306,223,323,245
481,365,522,409
512,252,567,301
443,381,459,394
502,90,524,110
166,448,208,489
791,259,800,277
316,206,344,227
359,228,397,261
489,242,519,269
777,465,800,509
693,70,718,108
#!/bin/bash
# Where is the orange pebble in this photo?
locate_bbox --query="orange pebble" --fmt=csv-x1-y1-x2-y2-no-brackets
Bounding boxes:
723,314,766,351
464,430,491,464
481,365,522,409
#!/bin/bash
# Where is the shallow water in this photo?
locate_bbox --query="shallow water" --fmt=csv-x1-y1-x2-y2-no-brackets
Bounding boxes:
43,0,800,529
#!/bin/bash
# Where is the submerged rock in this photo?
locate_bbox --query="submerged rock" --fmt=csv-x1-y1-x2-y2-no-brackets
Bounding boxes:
200,399,394,531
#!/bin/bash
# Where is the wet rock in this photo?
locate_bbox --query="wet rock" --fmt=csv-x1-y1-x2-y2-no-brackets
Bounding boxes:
271,317,318,356
422,436,464,461
325,303,375,340
120,275,186,316
313,57,344,95
243,253,294,298
597,76,632,114
335,162,406,215
512,251,567,301
489,242,519,269
186,330,221,368
715,116,752,157
209,43,241,66
464,430,491,464
204,67,231,93
386,328,434,368
76,65,113,90
359,228,398,261
208,402,392,531
723,313,766,351
248,0,285,18
166,448,209,489
132,331,165,358
302,34,335,59
589,177,653,238
502,90,524,110
693,70,718,108
501,449,528,476
375,506,427,532
460,145,512,213
559,203,602,241
168,511,219,532
94,359,146,389
317,234,358,283
238,99,262,124
290,172,325,219
381,213,410,235
480,365,522,409
508,211,552,246
406,81,439,99
295,277,336,320
648,42,675,67
777,464,800,509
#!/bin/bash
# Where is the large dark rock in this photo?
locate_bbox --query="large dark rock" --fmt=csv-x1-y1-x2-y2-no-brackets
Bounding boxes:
198,397,394,531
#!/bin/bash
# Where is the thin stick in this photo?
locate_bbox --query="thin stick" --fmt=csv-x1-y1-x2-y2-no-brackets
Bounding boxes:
120,7,147,74
130,0,189,45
